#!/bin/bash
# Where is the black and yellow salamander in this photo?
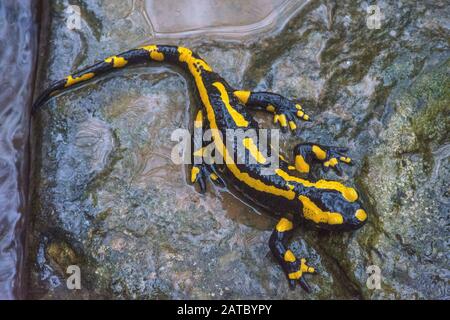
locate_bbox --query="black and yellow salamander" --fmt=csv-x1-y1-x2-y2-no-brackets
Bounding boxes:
33,45,367,293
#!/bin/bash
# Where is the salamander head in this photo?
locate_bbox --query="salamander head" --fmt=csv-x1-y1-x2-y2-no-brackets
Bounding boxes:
298,189,367,231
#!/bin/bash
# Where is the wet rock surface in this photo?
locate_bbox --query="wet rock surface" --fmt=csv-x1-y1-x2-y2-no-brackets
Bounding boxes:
29,0,449,299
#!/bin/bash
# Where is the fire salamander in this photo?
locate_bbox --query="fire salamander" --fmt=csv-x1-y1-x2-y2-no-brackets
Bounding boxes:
33,45,367,293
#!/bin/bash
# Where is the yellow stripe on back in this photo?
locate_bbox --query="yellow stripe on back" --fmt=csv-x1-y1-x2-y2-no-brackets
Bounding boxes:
178,47,212,72
194,110,203,128
275,169,358,202
242,137,266,164
212,82,249,128
299,195,343,225
186,55,295,200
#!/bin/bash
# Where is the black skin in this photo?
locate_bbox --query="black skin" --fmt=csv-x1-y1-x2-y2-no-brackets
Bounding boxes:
33,45,367,293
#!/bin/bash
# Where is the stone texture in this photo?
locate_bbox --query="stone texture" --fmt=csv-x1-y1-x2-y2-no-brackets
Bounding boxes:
29,0,449,299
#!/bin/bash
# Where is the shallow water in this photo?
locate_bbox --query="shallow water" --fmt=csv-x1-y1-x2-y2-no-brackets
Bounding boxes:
0,0,38,299
143,0,308,39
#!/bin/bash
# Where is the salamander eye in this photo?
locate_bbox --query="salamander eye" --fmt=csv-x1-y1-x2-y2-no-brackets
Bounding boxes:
355,209,367,222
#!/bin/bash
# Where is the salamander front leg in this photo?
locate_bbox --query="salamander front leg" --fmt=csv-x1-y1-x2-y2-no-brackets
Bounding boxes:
293,143,353,176
233,90,310,132
191,163,223,193
190,110,225,193
269,217,315,292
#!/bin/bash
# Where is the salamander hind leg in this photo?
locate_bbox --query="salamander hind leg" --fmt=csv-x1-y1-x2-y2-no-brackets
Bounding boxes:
293,143,353,176
233,91,310,133
269,217,316,292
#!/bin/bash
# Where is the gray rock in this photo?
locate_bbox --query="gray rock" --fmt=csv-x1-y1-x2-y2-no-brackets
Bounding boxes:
29,0,449,299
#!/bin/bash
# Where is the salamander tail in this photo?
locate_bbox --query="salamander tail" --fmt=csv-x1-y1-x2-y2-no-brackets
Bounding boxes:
31,45,172,115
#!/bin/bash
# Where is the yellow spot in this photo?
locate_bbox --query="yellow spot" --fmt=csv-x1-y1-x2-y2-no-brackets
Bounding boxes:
104,56,128,68
355,209,367,222
242,137,266,164
276,218,293,232
191,166,200,183
278,114,287,127
289,259,314,279
296,110,309,120
65,73,95,87
300,259,314,273
299,195,344,225
324,158,338,167
340,156,351,163
312,145,327,160
284,250,296,263
213,82,249,127
140,45,164,61
289,121,297,130
210,173,218,181
275,169,358,202
194,110,203,128
193,147,205,157
233,90,251,104
288,165,296,170
295,155,310,173
279,154,286,161
295,104,302,110
266,105,275,113
273,114,280,124
288,270,302,280
315,181,358,202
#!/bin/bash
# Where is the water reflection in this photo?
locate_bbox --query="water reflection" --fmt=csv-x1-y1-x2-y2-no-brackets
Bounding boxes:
0,0,38,299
